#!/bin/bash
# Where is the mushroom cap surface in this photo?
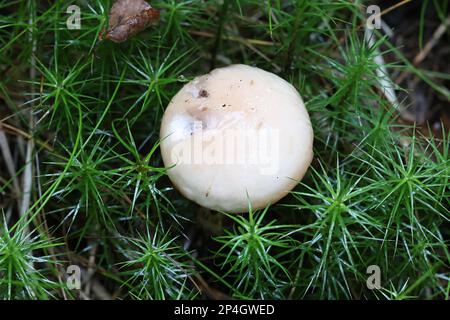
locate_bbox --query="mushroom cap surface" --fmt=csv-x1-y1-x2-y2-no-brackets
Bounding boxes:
160,64,313,212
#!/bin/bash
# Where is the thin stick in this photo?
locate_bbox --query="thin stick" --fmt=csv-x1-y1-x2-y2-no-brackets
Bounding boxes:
379,0,413,17
355,0,413,32
396,14,450,84
0,122,54,152
365,28,399,109
20,0,38,235
0,131,21,204
414,15,450,65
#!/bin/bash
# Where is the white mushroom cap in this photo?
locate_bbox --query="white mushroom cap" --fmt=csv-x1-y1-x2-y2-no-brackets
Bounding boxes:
160,64,313,212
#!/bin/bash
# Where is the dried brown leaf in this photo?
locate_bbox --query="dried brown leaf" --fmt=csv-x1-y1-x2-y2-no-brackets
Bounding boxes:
99,0,159,43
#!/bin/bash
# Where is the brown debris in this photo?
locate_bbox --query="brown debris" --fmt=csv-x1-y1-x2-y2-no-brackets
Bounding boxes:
99,0,159,43
199,89,209,98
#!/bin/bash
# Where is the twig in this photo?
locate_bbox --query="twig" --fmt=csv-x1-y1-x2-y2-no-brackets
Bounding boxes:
354,0,413,32
19,0,38,235
396,14,450,85
414,15,450,65
364,27,399,109
90,279,112,300
379,0,413,18
0,121,54,152
83,242,98,297
241,39,281,73
20,132,33,231
0,131,21,205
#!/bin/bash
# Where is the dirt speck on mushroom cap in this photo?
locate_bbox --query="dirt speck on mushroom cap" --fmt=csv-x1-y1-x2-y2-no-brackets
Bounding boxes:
160,64,314,212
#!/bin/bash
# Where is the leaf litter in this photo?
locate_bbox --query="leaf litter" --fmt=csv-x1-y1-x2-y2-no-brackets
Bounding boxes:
99,0,160,43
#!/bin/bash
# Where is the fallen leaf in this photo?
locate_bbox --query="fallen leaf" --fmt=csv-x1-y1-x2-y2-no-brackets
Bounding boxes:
99,0,159,43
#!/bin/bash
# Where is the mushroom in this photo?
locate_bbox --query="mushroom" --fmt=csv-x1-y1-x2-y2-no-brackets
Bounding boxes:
160,64,313,212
